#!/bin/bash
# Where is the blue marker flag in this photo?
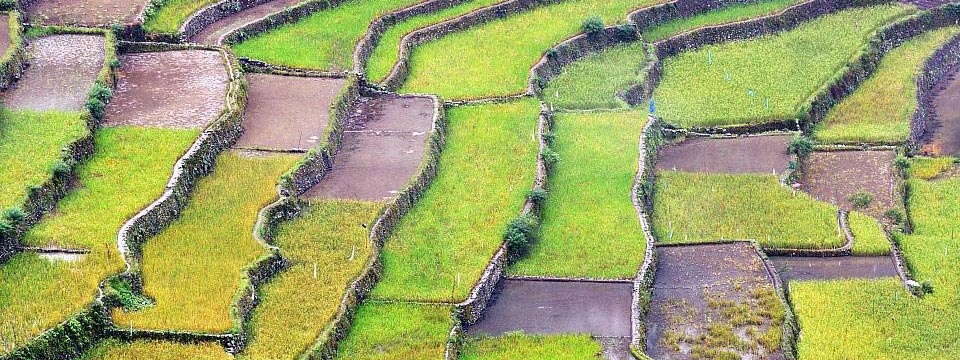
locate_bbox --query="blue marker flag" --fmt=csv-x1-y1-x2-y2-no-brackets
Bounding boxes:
649,98,655,114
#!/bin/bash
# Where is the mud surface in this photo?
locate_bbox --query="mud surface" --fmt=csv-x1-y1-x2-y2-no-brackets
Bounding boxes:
647,243,785,360
801,150,896,220
1,35,104,111
925,66,960,156
234,74,345,151
770,256,899,281
468,279,633,337
657,135,792,174
189,0,306,45
26,0,148,26
599,337,633,360
0,13,9,61
303,95,434,201
103,50,229,128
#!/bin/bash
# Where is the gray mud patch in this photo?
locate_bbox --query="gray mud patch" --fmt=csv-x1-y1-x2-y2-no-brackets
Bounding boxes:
468,279,632,337
657,135,792,174
646,243,786,360
770,256,899,281
189,0,306,45
103,50,229,128
1,35,105,111
925,66,960,157
234,74,345,151
26,0,148,26
800,150,896,220
303,95,434,201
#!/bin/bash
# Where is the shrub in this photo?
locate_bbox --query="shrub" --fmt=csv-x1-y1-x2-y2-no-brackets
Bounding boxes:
505,214,538,255
581,15,603,36
884,208,905,228
527,188,548,204
542,146,560,168
848,191,874,209
894,155,910,178
3,207,27,223
51,160,72,177
788,136,813,158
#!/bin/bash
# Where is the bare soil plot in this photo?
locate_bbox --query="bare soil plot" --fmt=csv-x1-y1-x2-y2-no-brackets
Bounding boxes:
770,256,898,281
925,67,960,156
468,279,633,337
188,0,305,45
656,135,792,174
646,243,786,360
303,95,434,201
234,73,345,151
800,150,897,220
102,50,229,128
26,0,148,27
0,35,104,111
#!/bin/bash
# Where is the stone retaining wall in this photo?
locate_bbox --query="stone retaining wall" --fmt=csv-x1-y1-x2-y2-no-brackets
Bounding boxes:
629,116,663,356
0,10,26,90
301,94,447,359
0,28,118,265
751,241,799,360
180,0,297,42
220,0,352,50
0,305,111,360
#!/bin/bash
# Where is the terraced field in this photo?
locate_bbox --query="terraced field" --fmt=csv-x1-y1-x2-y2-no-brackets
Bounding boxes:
3,0,960,359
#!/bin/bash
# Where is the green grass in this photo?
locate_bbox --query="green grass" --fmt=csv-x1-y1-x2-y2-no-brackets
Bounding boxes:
814,26,960,144
461,333,602,360
641,0,807,42
239,200,383,359
112,152,299,332
0,109,86,212
334,302,451,360
909,156,957,180
400,0,669,100
0,127,197,354
653,171,846,249
848,211,890,256
365,0,505,83
790,172,960,359
232,0,423,71
652,4,914,128
143,0,220,34
80,339,231,360
542,43,647,110
510,110,647,279
370,99,539,302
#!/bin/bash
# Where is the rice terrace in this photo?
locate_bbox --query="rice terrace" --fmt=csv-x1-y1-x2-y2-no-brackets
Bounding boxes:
1,0,960,358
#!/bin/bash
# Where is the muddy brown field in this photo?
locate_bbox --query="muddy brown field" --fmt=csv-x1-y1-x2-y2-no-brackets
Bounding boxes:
102,50,229,128
0,35,104,110
801,150,896,220
234,74,346,151
303,95,434,201
925,66,960,157
647,243,785,360
26,0,148,27
657,135,792,174
189,0,305,45
770,256,898,281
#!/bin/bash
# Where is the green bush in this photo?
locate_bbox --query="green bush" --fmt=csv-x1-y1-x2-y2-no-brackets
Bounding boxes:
581,15,604,36
894,155,910,178
505,214,538,255
3,207,26,223
883,208,905,227
51,160,72,177
848,191,874,209
527,188,548,205
542,146,560,168
788,136,812,158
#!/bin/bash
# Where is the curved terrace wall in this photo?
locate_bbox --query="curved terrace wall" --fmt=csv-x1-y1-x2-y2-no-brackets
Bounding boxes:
220,0,356,57
178,0,296,42
628,117,663,358
0,11,26,90
909,5,960,150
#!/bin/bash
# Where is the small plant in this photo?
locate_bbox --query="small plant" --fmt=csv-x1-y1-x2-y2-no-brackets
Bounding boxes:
542,146,560,168
545,49,558,59
788,136,813,158
581,15,604,36
894,155,910,178
3,207,26,223
51,160,72,177
615,23,638,40
527,188,547,204
883,208,905,227
848,191,873,209
504,214,538,255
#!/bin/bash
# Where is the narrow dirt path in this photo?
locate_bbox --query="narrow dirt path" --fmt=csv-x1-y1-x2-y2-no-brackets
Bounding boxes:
646,243,786,360
234,73,346,151
926,66,960,156
656,135,792,174
770,256,899,281
303,94,434,201
188,0,305,45
25,0,148,27
103,50,229,128
0,35,105,111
